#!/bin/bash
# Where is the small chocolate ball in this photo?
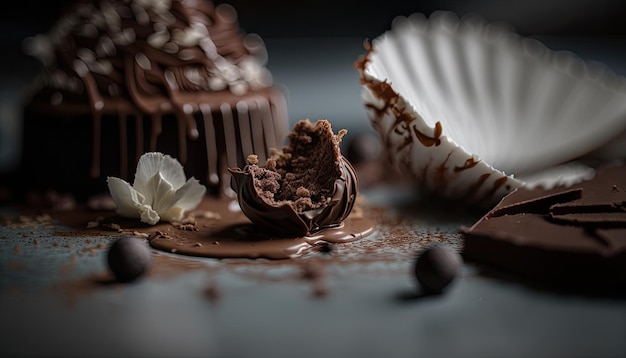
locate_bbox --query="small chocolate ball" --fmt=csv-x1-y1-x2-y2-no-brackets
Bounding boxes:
344,131,382,165
107,237,152,282
414,245,461,293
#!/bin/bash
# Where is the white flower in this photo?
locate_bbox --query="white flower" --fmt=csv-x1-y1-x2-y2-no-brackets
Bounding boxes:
107,152,206,225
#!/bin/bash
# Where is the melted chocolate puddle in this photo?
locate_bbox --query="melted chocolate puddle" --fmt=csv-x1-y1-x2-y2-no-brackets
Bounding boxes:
12,196,374,260
146,196,375,260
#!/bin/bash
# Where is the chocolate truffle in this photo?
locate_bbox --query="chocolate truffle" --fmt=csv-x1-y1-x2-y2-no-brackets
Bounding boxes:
414,244,462,293
17,0,288,200
107,236,152,282
229,119,358,236
462,162,626,291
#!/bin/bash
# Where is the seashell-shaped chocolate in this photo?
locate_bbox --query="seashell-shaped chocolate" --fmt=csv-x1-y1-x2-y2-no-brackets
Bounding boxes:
229,119,358,236
356,11,626,207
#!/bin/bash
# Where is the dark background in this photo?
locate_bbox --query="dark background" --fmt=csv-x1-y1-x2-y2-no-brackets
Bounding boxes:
1,0,625,172
2,0,626,40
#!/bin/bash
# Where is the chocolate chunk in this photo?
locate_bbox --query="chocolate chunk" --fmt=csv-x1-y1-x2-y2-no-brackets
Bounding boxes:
107,237,152,283
463,162,626,291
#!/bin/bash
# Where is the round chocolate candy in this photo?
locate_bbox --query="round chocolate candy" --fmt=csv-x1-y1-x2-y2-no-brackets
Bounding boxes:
107,237,152,282
344,131,382,165
414,244,462,293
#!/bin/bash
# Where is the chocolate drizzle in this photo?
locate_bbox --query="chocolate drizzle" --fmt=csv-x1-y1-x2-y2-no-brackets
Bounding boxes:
21,0,289,197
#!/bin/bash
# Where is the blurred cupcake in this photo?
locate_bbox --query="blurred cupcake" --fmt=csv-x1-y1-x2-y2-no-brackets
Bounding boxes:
19,0,288,200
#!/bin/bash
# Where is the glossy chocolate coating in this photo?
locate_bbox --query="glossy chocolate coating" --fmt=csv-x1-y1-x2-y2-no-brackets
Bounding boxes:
230,119,359,236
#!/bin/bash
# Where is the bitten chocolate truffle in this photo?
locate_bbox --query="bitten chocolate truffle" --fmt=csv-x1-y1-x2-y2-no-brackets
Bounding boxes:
229,119,358,236
414,244,462,293
107,236,152,282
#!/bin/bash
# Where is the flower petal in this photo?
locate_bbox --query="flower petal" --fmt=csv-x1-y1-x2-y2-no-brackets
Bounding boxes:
159,206,185,223
145,171,177,213
138,205,160,225
106,177,146,218
133,153,187,195
159,178,206,222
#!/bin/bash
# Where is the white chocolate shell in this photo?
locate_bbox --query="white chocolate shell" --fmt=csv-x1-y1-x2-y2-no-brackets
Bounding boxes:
357,11,626,207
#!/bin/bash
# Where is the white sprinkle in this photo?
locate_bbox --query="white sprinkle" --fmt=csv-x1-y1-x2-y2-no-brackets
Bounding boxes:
199,37,218,59
157,11,176,25
96,36,116,57
94,101,104,111
183,103,194,114
123,28,136,43
90,60,113,75
208,77,227,91
190,21,208,36
135,53,151,70
116,5,133,18
147,32,169,48
72,60,89,77
80,23,99,38
108,84,119,96
131,2,150,25
184,67,202,85
77,48,95,62
178,49,195,61
91,11,107,29
153,22,167,33
50,92,63,106
229,81,248,96
163,42,178,54
164,70,178,89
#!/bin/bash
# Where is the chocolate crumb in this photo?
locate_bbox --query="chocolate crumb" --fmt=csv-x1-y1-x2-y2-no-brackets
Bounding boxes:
247,154,259,165
204,280,221,303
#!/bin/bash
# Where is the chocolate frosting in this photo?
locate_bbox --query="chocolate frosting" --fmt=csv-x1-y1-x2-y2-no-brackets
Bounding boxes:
230,156,358,236
229,120,359,236
21,0,289,195
24,0,273,111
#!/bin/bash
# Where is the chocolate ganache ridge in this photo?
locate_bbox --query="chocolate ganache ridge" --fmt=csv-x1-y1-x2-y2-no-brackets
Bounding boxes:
20,0,288,198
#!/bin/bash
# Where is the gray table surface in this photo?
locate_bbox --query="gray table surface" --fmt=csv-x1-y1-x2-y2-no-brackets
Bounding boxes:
1,36,626,358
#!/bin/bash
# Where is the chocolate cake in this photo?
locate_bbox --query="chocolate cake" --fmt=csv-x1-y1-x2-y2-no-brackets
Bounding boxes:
462,162,626,291
16,0,288,200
